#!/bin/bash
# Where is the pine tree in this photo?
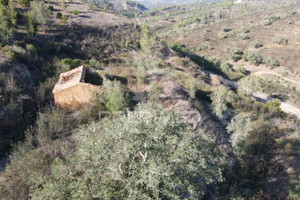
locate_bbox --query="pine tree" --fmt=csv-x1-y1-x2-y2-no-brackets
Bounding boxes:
0,0,16,42
140,24,155,52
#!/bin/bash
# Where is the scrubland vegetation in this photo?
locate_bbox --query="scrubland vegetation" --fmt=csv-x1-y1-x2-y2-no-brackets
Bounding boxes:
1,0,300,199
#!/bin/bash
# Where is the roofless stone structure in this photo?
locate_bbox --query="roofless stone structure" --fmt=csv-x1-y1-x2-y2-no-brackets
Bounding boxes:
52,66,100,107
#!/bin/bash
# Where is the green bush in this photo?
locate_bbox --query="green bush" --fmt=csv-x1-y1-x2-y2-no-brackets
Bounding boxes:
274,36,288,45
199,43,210,51
5,49,15,59
222,27,231,32
140,24,155,52
231,48,243,62
101,80,129,113
28,103,223,199
72,10,79,15
263,100,281,116
0,0,8,5
30,0,51,29
264,57,280,68
25,11,37,37
60,0,66,11
289,165,300,199
175,17,197,28
210,85,235,117
227,113,252,157
135,57,148,84
18,0,30,7
56,12,62,19
218,32,228,39
0,0,16,42
261,14,280,26
251,40,263,48
241,27,250,33
70,59,81,69
243,50,264,65
61,58,81,69
260,19,272,26
238,76,263,95
61,58,72,65
237,33,250,40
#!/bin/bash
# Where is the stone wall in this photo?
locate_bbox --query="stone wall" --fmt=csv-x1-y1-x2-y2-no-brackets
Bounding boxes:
53,83,99,108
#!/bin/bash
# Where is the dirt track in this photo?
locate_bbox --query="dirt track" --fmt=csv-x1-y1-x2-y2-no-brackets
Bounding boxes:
253,71,300,84
222,77,300,119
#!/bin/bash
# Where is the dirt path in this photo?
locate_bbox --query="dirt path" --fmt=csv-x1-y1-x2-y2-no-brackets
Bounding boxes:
221,77,300,119
253,71,300,84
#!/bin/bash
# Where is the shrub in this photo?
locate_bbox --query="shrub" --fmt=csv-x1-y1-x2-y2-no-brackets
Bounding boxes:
135,57,148,84
220,62,231,74
264,57,280,68
0,106,74,200
25,11,37,37
30,0,51,29
289,165,300,199
274,36,288,45
61,58,71,65
175,17,197,28
140,24,155,52
0,0,16,42
48,5,53,10
10,44,26,59
260,19,272,26
237,33,250,40
218,32,228,39
238,76,263,95
60,0,66,11
18,0,30,7
5,49,15,59
70,59,81,69
0,0,8,5
263,100,281,116
56,12,62,19
147,83,160,102
251,40,263,48
189,78,197,99
210,85,235,117
101,80,129,113
35,106,70,146
227,113,252,156
60,13,67,24
222,27,231,32
241,27,250,33
199,43,210,51
89,57,100,67
243,50,264,65
231,48,243,62
61,58,81,69
72,10,79,15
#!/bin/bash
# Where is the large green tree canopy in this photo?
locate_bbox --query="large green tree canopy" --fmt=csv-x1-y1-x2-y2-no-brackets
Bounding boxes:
29,103,223,199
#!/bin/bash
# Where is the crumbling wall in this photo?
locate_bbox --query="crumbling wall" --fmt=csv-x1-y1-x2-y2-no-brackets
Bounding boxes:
53,83,99,108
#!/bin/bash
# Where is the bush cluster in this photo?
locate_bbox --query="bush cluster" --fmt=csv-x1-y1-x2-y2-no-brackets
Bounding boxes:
274,36,288,45
243,50,264,65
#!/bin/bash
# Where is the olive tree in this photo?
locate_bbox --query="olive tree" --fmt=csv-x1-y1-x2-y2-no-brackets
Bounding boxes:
238,76,262,96
227,113,252,157
210,85,235,118
29,103,223,199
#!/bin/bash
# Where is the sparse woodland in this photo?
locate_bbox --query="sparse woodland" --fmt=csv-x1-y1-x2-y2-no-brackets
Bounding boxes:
0,0,300,199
